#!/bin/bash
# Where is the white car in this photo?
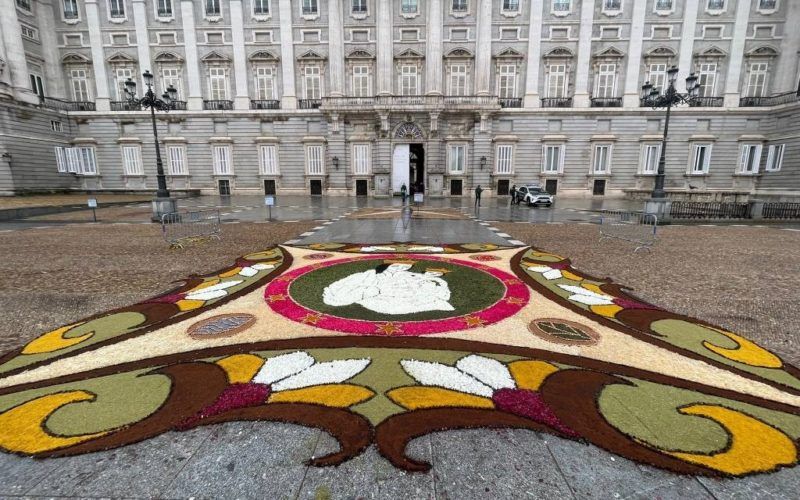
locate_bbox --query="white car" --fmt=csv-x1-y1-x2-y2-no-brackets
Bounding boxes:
516,185,555,207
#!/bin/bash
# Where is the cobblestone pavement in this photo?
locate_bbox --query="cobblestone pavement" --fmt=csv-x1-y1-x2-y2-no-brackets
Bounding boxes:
0,208,798,499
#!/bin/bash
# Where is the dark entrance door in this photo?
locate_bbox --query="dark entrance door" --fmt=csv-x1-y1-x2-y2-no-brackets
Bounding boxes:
545,179,558,195
356,179,368,196
450,179,463,196
497,179,510,196
218,179,231,196
264,179,276,195
309,179,323,196
593,179,606,196
409,143,425,193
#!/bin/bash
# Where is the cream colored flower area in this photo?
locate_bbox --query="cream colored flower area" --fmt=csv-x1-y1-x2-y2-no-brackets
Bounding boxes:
2,246,799,410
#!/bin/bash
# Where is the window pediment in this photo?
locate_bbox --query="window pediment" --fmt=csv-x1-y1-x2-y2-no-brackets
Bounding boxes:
62,53,91,65
201,51,231,63
346,49,374,59
593,46,624,59
445,47,474,58
542,47,574,59
297,49,327,61
249,50,279,62
107,52,136,65
154,51,184,63
746,45,779,58
495,47,526,59
645,46,677,58
394,122,425,140
695,46,726,59
395,48,424,59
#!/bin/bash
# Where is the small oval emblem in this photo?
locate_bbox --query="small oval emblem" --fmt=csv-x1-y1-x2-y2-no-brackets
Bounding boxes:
187,313,256,339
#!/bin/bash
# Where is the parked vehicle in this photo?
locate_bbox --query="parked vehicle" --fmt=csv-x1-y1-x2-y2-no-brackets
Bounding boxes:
516,184,555,207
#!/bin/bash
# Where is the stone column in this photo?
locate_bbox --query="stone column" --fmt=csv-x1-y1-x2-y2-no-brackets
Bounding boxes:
328,0,345,96
474,0,493,95
230,0,250,109
724,0,752,107
572,0,595,107
132,0,152,86
523,0,544,107
278,0,297,108
0,25,11,95
0,0,37,103
425,0,443,95
37,0,67,98
622,0,646,107
85,0,111,110
375,0,393,95
180,0,203,110
777,0,800,92
676,0,699,93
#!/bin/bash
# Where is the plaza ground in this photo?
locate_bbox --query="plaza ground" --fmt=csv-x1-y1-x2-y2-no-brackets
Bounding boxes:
0,197,798,498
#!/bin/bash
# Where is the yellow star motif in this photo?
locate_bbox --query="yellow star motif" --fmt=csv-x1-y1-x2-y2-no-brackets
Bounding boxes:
267,294,287,303
376,322,402,335
301,313,324,325
505,297,526,305
463,315,487,328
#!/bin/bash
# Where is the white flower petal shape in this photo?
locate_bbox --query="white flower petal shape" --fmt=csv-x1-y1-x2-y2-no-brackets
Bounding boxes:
272,358,371,391
557,284,614,306
400,359,494,398
252,351,315,385
238,267,259,277
361,246,396,253
528,266,552,272
528,266,562,280
185,289,228,301
252,263,276,270
408,246,444,253
455,355,515,390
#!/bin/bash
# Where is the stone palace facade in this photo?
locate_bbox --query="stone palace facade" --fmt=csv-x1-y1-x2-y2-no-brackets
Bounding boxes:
1,0,799,198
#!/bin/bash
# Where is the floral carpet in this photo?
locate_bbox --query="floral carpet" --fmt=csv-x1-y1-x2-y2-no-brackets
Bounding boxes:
0,243,799,478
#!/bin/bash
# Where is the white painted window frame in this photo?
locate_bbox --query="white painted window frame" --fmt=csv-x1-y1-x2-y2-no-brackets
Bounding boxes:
592,144,613,174
122,145,144,176
496,144,514,174
167,145,187,175
639,143,661,175
448,143,467,174
213,145,233,175
688,143,712,175
542,144,565,174
352,143,371,175
738,144,762,175
765,144,785,172
259,144,280,175
305,144,325,175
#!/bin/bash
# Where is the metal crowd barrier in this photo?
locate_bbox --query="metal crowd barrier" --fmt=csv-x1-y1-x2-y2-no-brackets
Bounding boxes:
161,209,221,248
598,211,658,253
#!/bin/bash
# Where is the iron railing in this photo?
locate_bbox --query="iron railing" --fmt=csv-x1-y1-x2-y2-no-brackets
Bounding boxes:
111,101,142,111
599,211,658,253
499,98,523,108
740,91,799,107
41,97,96,112
670,201,751,219
541,97,573,108
251,99,281,110
762,202,800,219
170,100,187,110
203,99,233,110
689,97,724,107
299,99,322,109
590,97,623,108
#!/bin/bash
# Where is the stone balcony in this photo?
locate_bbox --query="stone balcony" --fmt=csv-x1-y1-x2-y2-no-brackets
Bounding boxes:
319,95,501,113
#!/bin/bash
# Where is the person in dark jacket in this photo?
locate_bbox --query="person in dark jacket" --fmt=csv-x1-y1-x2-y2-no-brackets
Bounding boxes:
400,183,407,204
510,185,517,206
474,185,483,207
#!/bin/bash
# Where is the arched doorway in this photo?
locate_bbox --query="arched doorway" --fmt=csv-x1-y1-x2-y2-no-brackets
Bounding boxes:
392,122,425,195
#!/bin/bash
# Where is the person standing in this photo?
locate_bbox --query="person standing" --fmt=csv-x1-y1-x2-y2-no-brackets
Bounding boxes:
474,185,483,208
510,185,517,206
400,183,407,204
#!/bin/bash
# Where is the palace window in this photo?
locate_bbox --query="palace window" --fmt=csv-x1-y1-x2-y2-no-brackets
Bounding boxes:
51,120,64,132
400,65,418,95
449,64,468,96
758,0,777,11
594,63,616,98
552,0,570,13
109,0,125,18
603,0,621,12
690,144,712,174
502,0,519,13
122,145,143,176
353,144,371,175
765,144,784,172
647,63,667,92
206,0,221,16
255,66,275,100
209,67,229,100
655,0,673,11
259,145,279,175
497,64,517,98
542,144,564,174
496,144,514,174
157,0,173,17
304,66,322,99
546,64,567,98
306,145,325,175
452,0,467,13
302,0,318,15
401,0,418,14
56,146,97,175
70,69,91,101
697,63,717,97
352,0,367,14
707,0,725,11
20,24,38,41
592,145,612,174
745,62,768,97
738,144,761,174
253,0,269,16
640,144,660,174
161,67,182,99
63,0,79,19
114,67,134,100
213,145,232,175
16,0,31,11
352,65,370,97
167,146,187,175
449,144,467,174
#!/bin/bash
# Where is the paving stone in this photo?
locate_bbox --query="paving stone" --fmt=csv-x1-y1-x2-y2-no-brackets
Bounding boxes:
25,426,214,498
545,435,713,499
430,429,573,500
296,434,435,500
160,421,319,500
698,467,800,499
0,453,64,496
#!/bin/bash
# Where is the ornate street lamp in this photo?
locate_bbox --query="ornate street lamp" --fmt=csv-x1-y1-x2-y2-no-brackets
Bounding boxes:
641,66,701,199
124,70,179,221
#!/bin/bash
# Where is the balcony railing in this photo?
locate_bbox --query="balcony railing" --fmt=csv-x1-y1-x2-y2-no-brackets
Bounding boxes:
203,99,233,110
41,97,96,112
299,99,322,109
251,99,281,110
740,91,799,107
111,101,141,111
499,97,523,108
170,100,187,111
320,95,502,112
541,97,573,108
689,97,723,107
444,95,502,107
590,97,622,108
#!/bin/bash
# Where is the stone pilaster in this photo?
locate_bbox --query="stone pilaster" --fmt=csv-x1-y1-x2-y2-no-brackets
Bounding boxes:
278,0,297,108
425,0,443,95
676,0,699,93
777,0,800,92
132,0,152,91
724,0,752,107
623,0,647,107
180,0,203,110
572,0,596,107
0,24,11,95
474,0,493,95
376,0,393,95
523,0,544,107
0,0,37,103
37,0,67,98
328,0,345,96
230,0,250,109
85,0,111,110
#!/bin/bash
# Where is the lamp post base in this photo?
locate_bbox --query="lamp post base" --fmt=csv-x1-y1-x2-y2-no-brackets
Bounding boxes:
643,198,672,224
151,197,178,222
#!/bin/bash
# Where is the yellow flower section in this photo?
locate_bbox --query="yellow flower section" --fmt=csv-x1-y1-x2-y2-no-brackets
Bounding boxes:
21,323,92,355
590,304,624,319
702,330,783,369
508,360,559,390
215,354,265,384
387,387,495,410
667,404,797,475
0,391,108,454
218,268,243,278
268,384,374,408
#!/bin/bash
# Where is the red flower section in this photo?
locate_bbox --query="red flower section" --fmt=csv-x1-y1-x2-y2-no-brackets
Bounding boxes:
469,254,501,261
177,382,271,430
492,388,580,438
612,297,658,310
305,253,334,260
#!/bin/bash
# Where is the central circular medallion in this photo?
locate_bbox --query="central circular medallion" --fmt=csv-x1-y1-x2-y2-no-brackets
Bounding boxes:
265,255,529,335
